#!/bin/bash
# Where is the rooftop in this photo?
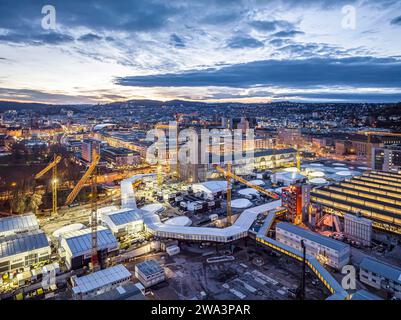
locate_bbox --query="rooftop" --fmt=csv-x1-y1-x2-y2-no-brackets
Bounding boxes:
104,208,143,227
135,259,164,276
0,230,49,259
276,222,350,252
0,213,39,236
63,226,118,257
360,257,401,284
72,264,132,295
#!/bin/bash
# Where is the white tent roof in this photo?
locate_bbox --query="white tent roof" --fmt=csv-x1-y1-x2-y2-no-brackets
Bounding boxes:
309,171,325,177
336,170,352,176
238,188,259,196
165,216,192,226
52,224,85,238
231,198,253,209
310,178,328,184
192,180,227,194
309,163,324,167
249,179,264,186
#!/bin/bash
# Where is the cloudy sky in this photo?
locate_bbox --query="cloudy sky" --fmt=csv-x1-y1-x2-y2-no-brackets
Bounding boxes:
0,0,401,104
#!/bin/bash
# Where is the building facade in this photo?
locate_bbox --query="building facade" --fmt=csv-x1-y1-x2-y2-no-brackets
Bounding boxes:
276,222,350,270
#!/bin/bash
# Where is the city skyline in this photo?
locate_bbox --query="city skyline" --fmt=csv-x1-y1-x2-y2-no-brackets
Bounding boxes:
1,0,401,104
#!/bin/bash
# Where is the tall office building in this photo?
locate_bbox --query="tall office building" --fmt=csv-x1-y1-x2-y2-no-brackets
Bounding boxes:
81,138,101,162
372,145,401,172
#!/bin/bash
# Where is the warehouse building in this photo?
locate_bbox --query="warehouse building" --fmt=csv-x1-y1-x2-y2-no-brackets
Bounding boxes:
71,264,132,300
0,230,51,274
88,282,145,300
276,222,350,270
359,257,401,298
311,170,401,235
100,208,144,237
134,259,165,288
344,213,373,246
0,214,39,238
60,227,119,270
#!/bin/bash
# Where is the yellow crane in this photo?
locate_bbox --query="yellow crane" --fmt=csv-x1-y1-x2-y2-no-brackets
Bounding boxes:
214,164,280,226
65,153,100,206
35,154,62,215
65,152,100,272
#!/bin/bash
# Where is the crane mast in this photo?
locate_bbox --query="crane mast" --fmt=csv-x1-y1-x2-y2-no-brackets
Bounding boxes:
226,162,232,226
35,154,62,215
65,151,100,272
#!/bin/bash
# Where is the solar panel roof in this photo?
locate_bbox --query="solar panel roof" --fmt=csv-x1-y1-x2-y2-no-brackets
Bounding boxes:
64,227,118,257
0,214,39,236
0,230,49,259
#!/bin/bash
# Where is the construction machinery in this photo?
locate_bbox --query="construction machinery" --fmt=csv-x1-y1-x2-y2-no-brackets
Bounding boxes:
35,154,62,215
65,151,100,271
214,164,280,226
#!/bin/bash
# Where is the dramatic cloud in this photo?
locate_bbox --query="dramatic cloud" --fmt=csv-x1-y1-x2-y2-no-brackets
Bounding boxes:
1,0,401,103
116,57,401,88
0,32,74,46
226,34,264,49
249,19,294,32
272,30,305,38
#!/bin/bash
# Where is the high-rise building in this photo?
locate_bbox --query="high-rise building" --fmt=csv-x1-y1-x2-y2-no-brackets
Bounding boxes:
372,145,401,172
81,138,101,162
281,184,311,224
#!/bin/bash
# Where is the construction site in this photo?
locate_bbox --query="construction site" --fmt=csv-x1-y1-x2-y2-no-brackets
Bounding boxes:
1,146,401,301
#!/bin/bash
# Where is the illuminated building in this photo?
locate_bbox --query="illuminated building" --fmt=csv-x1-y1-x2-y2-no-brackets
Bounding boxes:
372,145,401,172
281,184,311,223
310,170,401,235
81,138,101,162
0,230,51,274
275,222,350,270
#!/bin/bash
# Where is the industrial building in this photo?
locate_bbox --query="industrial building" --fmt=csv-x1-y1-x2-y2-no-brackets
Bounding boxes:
0,213,39,238
100,208,144,237
134,259,165,288
60,226,119,270
359,257,401,298
344,213,373,246
310,170,401,235
276,222,350,270
0,230,51,274
71,264,132,299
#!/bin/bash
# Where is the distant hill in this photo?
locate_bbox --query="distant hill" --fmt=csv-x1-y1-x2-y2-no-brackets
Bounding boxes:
0,101,87,113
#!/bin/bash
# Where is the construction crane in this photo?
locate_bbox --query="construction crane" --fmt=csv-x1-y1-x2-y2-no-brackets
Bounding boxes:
65,152,100,271
65,153,100,206
214,164,280,226
35,154,62,215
